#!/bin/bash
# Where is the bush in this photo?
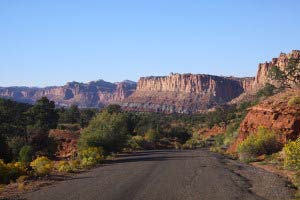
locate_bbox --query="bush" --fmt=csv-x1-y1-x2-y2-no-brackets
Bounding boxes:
256,83,276,98
238,127,282,161
19,146,34,164
55,161,77,173
182,138,199,149
79,147,104,168
30,156,53,176
128,135,147,150
288,96,300,106
144,129,160,144
0,160,27,184
78,111,128,153
283,138,300,170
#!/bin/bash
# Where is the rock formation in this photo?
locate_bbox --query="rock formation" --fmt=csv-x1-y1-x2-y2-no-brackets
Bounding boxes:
121,73,254,113
253,50,300,89
228,89,300,152
0,80,137,108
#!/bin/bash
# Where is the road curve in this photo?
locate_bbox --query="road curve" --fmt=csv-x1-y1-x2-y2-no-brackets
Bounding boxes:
23,149,294,200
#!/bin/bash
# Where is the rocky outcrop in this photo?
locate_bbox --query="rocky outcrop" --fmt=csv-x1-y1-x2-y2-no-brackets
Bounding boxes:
0,80,137,108
198,124,226,138
253,50,300,89
49,129,79,158
122,73,254,113
228,89,300,152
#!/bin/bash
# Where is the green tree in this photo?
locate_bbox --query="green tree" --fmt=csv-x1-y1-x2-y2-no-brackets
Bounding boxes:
27,97,59,130
19,145,34,164
269,58,300,88
78,110,129,153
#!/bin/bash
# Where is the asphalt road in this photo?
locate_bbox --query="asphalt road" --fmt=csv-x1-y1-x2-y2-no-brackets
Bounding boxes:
23,149,294,200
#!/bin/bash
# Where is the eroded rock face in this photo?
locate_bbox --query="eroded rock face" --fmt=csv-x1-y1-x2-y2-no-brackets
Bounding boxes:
122,73,254,113
228,90,300,153
0,80,137,108
253,50,300,88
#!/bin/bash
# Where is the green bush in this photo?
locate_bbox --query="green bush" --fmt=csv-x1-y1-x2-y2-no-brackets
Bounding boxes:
238,127,282,161
79,147,104,167
182,138,199,149
19,146,34,164
55,160,79,173
78,111,128,153
288,96,300,106
30,156,53,176
283,138,300,170
128,135,147,150
256,83,276,98
144,128,160,144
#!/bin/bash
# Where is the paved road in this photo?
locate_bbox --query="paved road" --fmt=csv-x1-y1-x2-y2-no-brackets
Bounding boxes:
23,149,294,200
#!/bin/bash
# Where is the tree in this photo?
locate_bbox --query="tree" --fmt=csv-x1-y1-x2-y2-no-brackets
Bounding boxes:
27,97,59,130
78,110,129,153
269,58,300,88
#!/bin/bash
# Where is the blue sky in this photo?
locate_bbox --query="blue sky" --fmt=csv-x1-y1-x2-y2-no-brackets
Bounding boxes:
0,0,300,87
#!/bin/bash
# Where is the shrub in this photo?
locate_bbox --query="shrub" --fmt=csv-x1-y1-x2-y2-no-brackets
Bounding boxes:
79,147,104,168
256,83,276,98
30,156,53,176
78,111,128,153
55,161,76,173
0,160,27,184
238,127,282,161
283,138,300,170
144,128,160,144
19,146,34,164
182,138,199,149
128,135,147,150
288,96,300,106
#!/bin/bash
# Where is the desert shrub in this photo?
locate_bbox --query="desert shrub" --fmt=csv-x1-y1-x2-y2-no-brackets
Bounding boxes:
0,160,27,184
256,83,276,98
144,128,160,144
224,123,240,146
182,138,199,149
7,136,26,161
128,135,147,150
19,146,34,164
213,134,225,147
238,127,282,161
30,156,53,176
283,138,300,170
55,161,76,173
79,147,104,167
78,111,128,153
288,96,300,106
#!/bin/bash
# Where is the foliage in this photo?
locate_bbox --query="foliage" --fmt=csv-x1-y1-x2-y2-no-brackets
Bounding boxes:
238,127,282,161
288,96,300,106
283,138,300,170
55,161,77,173
268,58,300,88
0,160,27,184
19,146,34,164
144,128,160,144
78,110,129,152
256,83,277,98
7,136,26,161
182,138,199,149
79,147,104,167
30,156,53,176
127,135,147,150
27,97,59,131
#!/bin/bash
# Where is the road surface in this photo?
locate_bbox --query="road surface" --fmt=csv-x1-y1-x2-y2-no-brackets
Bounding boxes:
23,149,294,200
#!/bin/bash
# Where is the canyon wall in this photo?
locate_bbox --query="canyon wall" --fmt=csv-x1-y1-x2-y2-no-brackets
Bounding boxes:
0,80,137,108
253,50,300,89
121,74,254,113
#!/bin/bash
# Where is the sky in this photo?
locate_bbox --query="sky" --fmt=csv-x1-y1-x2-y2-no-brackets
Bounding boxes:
0,0,300,87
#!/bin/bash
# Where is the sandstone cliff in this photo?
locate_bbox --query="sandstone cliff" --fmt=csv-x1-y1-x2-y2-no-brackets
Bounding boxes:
0,80,137,108
122,73,254,113
228,89,300,152
253,50,300,89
